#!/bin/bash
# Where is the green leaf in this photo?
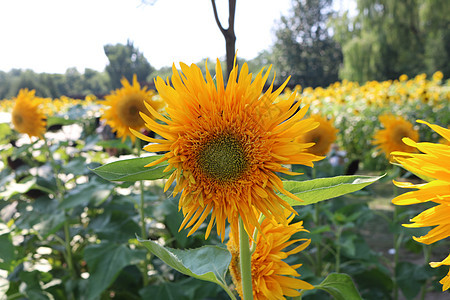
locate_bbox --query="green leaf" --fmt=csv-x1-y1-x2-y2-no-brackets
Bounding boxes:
0,275,8,299
96,139,132,151
139,277,222,300
0,177,54,200
0,233,16,271
138,238,231,288
33,211,66,239
161,196,191,248
62,156,88,176
59,178,113,209
46,116,78,127
84,242,143,300
315,273,362,300
0,123,12,141
396,262,424,300
0,179,35,200
281,174,384,206
90,155,172,182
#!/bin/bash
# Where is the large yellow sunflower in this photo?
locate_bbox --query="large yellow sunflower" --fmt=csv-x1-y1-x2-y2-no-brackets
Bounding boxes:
297,114,338,156
11,89,47,139
391,120,450,291
132,59,322,240
227,212,314,299
373,114,419,158
101,74,163,142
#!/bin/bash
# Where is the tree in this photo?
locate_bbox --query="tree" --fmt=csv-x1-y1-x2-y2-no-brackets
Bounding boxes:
82,68,110,96
271,0,343,88
333,0,450,82
104,40,154,89
421,0,450,77
8,70,53,98
211,0,236,79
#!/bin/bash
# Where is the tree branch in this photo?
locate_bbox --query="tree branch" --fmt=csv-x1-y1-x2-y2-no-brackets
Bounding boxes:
228,0,236,32
211,0,227,35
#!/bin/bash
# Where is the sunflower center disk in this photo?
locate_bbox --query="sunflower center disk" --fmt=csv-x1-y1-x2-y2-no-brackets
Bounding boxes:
312,134,321,144
198,134,248,183
117,96,145,127
393,127,409,142
13,114,23,125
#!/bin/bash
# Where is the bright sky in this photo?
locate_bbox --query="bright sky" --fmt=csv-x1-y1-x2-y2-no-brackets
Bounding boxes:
0,0,297,74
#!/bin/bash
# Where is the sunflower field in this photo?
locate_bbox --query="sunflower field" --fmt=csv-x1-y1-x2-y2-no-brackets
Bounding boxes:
0,63,449,300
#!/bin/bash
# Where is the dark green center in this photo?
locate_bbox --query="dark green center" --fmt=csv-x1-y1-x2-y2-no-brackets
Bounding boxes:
198,134,247,182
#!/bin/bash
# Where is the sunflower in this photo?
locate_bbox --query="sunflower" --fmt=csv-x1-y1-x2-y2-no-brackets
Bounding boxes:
132,59,322,240
11,89,47,139
297,114,338,156
227,212,314,299
101,74,163,142
372,114,419,158
391,120,450,291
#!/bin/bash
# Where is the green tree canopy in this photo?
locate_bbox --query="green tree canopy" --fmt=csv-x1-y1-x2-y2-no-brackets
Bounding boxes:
271,0,343,88
0,68,110,99
332,0,450,83
104,40,154,89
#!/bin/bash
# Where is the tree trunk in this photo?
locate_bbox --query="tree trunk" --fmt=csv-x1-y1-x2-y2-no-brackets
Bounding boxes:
211,0,236,79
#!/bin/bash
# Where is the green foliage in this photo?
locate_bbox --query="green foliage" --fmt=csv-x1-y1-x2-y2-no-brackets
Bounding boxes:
84,242,146,299
0,68,110,99
281,174,384,206
333,0,450,82
104,40,154,89
314,273,362,299
0,233,16,271
1,80,447,300
139,239,231,288
91,155,171,181
271,0,343,87
139,277,225,300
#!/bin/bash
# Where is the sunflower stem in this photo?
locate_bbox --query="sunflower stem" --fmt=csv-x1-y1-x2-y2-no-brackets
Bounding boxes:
136,139,150,286
392,179,401,300
419,244,432,300
43,136,76,299
335,226,342,273
239,217,253,300
217,281,238,300
312,167,323,276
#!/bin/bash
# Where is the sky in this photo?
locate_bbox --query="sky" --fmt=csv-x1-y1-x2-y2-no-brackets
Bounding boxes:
0,0,297,74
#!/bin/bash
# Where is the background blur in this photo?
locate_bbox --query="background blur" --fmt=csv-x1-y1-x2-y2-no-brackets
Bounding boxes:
1,0,447,99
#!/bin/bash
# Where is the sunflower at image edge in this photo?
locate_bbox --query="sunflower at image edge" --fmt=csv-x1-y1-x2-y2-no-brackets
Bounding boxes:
227,211,314,299
391,120,450,291
11,88,47,139
101,74,164,142
131,59,323,240
296,114,338,156
372,114,419,158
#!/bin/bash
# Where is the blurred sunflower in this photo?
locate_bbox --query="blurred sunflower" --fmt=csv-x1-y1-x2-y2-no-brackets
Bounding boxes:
101,74,163,142
11,89,47,139
391,120,450,291
297,114,338,156
227,212,314,299
132,59,322,240
372,114,419,158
